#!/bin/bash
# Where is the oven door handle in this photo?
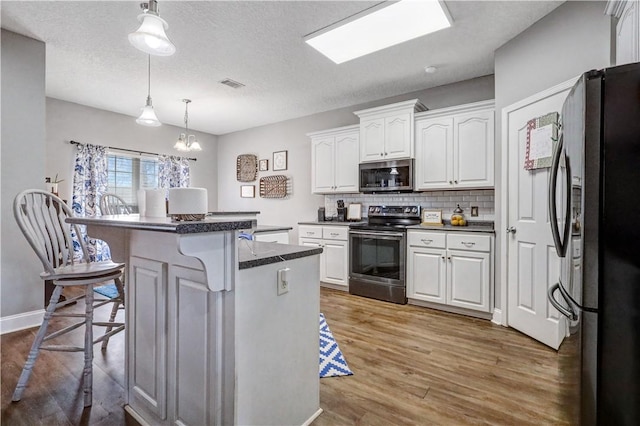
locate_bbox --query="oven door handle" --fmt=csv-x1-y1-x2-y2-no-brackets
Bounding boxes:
349,230,405,238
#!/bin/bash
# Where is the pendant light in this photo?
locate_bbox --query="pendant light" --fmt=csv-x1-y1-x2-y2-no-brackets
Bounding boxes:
128,0,176,57
174,99,202,152
136,55,161,127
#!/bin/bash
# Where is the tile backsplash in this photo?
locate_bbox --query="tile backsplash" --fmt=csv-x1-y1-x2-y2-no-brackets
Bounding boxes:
325,190,495,221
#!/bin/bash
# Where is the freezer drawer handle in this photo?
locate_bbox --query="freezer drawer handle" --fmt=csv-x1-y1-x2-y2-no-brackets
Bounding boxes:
548,283,578,321
461,241,475,247
420,239,433,244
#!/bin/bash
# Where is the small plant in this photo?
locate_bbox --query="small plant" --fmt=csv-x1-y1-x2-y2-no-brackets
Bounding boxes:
52,173,64,184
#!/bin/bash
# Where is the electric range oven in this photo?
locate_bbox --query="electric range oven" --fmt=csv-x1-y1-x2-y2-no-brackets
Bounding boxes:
348,205,421,304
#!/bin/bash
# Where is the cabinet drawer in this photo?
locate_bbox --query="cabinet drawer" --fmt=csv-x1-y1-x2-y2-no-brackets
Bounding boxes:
299,225,322,239
407,231,446,249
322,226,348,241
447,233,491,252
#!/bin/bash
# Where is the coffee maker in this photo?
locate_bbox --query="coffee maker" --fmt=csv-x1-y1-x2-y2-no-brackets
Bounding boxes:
336,200,347,222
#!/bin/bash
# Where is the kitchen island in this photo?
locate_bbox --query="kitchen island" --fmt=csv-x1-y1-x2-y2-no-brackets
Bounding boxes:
67,214,323,426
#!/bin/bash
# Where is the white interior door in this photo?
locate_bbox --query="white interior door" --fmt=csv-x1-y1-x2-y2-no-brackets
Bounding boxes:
504,79,576,349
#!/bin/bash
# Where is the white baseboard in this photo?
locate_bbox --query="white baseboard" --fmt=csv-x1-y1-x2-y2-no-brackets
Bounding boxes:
0,309,44,335
492,308,504,326
302,408,324,426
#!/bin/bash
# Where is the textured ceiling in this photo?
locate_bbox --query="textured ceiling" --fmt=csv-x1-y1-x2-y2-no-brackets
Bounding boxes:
1,1,562,135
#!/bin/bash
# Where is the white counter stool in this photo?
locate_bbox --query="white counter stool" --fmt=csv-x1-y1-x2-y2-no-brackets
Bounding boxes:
12,189,125,407
99,192,131,215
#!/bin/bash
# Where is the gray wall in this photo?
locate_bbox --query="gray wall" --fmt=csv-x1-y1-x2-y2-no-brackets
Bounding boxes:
1,30,47,319
493,1,613,309
217,76,494,242
46,98,219,211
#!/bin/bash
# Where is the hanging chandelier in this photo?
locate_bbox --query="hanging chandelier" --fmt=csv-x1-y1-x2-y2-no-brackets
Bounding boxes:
174,99,202,152
136,55,161,127
128,0,176,57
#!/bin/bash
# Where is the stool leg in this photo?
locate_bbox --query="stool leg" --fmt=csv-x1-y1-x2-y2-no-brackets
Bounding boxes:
12,285,63,402
83,285,94,407
101,277,124,351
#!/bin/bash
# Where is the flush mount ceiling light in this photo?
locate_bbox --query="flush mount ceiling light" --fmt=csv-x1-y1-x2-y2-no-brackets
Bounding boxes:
174,99,202,152
128,0,176,56
136,55,161,127
305,0,452,64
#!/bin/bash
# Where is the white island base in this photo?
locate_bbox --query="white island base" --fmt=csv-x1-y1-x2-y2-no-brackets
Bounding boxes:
74,216,322,426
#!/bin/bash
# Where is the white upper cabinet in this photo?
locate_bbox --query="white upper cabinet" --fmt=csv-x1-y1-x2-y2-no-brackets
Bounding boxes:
415,100,495,190
607,0,640,65
355,99,427,163
309,125,359,194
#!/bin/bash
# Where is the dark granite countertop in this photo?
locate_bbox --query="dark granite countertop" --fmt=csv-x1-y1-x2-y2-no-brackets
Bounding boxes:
253,225,293,233
67,214,255,234
207,211,260,216
407,221,495,233
298,221,366,226
238,240,323,270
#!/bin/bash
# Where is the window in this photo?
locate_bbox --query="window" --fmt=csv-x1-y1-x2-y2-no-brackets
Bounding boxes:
106,154,158,211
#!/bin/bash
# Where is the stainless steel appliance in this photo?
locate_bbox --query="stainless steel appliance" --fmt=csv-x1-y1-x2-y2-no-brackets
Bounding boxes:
547,63,640,425
348,205,421,304
359,159,413,193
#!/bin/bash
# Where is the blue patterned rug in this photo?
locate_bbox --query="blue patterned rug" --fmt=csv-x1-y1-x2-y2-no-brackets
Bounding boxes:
93,283,119,299
319,313,353,378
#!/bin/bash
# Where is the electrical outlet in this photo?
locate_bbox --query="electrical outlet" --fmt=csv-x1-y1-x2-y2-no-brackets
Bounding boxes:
45,177,51,183
471,206,479,217
277,268,290,295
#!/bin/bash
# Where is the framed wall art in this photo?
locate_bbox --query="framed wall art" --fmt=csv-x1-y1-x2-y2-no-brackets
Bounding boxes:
259,159,269,171
273,150,288,171
236,154,258,182
421,209,443,226
240,185,255,198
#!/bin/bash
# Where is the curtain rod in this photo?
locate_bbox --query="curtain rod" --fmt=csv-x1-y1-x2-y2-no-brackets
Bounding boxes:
69,140,197,162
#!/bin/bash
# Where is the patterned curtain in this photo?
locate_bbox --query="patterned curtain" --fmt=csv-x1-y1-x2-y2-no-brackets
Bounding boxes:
158,155,190,191
71,143,110,261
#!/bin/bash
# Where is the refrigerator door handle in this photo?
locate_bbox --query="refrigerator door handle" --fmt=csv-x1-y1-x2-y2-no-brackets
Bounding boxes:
548,131,571,258
548,283,578,321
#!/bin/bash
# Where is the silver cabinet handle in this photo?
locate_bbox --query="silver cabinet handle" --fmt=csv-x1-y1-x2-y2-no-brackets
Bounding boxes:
449,180,453,184
380,153,384,156
441,255,445,260
461,241,475,247
454,180,458,184
330,232,339,236
306,232,315,236
385,152,388,156
420,239,433,244
447,256,451,261
506,226,517,234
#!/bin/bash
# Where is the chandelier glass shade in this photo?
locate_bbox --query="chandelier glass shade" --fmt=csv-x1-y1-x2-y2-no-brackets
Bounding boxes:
128,0,176,57
174,99,202,152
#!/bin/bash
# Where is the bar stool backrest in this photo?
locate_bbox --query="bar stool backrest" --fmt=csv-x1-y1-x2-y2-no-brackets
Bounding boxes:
14,189,89,275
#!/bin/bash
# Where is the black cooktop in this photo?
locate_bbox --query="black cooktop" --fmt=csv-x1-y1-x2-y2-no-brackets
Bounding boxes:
349,205,421,231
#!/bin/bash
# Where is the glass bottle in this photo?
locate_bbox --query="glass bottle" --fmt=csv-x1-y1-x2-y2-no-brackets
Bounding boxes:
451,204,466,226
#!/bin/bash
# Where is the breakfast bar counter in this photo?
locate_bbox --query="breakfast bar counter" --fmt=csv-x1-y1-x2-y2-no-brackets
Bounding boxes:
67,214,322,426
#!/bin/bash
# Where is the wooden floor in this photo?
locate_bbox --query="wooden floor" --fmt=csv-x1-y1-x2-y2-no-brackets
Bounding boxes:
1,287,575,425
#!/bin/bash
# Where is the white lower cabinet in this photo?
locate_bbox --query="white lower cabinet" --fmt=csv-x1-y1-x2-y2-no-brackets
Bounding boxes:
407,230,493,314
299,225,348,289
253,230,290,244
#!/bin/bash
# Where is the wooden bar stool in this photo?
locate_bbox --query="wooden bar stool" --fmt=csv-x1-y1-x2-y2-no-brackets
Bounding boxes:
12,189,125,407
99,192,132,215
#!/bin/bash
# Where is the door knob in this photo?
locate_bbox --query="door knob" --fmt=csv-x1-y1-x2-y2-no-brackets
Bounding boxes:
506,226,517,234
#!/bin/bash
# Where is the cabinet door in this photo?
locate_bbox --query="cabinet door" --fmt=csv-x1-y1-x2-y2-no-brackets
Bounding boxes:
446,249,490,312
453,110,494,188
128,256,168,421
407,247,446,304
360,118,385,162
415,117,453,190
616,1,639,65
311,136,335,193
322,239,348,287
384,112,412,159
298,238,324,282
334,131,360,192
254,231,289,244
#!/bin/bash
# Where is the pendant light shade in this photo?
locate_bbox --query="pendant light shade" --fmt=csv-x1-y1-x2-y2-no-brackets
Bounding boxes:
136,55,162,127
174,99,202,152
128,0,176,57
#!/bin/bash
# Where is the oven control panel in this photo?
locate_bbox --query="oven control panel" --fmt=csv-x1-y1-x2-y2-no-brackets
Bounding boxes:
368,205,420,218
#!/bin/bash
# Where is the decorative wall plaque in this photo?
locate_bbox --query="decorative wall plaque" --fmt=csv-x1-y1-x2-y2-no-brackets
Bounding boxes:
236,154,258,182
259,175,288,198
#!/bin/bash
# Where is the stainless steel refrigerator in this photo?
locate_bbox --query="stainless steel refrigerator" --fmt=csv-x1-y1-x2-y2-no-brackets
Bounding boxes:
548,62,640,425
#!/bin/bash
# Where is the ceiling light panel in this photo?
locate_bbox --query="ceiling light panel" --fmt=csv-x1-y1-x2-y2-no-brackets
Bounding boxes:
305,0,452,64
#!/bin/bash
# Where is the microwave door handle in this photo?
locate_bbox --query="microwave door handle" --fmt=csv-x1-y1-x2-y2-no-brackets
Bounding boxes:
548,283,578,321
548,132,567,257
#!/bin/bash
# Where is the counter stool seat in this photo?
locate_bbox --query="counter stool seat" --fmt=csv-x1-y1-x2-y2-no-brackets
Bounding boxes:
11,189,125,407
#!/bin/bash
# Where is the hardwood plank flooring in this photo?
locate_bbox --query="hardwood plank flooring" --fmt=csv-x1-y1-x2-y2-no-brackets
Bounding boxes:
314,288,576,426
2,287,574,425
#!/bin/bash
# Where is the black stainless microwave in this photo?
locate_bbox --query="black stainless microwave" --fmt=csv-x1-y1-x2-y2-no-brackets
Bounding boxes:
359,159,414,193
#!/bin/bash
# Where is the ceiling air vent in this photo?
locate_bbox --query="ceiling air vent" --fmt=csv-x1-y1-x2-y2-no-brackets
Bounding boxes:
219,78,245,89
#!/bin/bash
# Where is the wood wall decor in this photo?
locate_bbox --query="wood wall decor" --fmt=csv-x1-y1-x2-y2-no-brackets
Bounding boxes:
236,154,258,182
259,175,288,198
